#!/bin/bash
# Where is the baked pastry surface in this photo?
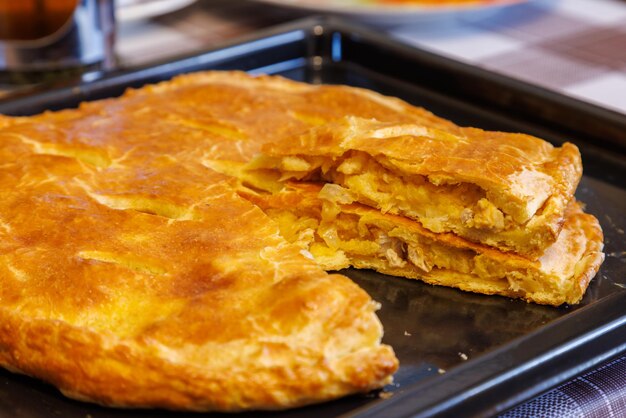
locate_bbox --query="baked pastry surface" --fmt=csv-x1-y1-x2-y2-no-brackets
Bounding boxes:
240,182,604,306
250,117,582,258
0,74,405,411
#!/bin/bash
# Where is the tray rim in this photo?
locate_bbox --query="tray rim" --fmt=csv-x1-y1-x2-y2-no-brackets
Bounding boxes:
0,16,624,418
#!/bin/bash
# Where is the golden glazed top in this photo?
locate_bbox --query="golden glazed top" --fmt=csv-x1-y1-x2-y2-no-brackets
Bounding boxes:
0,72,407,411
260,117,581,222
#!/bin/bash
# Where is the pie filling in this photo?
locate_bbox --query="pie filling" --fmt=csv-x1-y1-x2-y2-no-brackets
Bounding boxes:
250,187,568,305
247,151,552,254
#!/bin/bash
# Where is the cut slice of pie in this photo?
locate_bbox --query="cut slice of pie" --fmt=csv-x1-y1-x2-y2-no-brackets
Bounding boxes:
239,182,604,306
248,117,583,258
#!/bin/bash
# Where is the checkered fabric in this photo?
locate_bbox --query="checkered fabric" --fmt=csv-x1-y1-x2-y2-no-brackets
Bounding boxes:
391,0,626,113
500,356,626,418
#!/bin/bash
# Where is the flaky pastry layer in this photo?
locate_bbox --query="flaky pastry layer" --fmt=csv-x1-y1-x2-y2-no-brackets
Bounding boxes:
240,182,604,306
250,117,582,258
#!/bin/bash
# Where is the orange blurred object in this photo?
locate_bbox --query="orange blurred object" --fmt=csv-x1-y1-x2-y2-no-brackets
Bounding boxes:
0,0,78,41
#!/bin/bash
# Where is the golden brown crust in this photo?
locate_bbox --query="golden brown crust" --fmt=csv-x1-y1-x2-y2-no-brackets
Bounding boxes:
1,289,397,411
0,72,408,411
241,182,604,306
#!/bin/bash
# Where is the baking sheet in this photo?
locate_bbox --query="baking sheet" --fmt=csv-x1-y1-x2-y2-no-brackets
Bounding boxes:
0,17,624,418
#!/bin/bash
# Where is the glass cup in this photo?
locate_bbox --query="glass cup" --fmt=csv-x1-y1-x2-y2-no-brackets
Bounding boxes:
0,0,115,85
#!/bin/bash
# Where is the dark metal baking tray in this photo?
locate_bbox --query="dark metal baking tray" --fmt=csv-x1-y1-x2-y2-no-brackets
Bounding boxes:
0,17,624,418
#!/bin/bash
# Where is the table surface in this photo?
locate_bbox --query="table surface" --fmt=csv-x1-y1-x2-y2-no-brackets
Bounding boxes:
4,0,626,416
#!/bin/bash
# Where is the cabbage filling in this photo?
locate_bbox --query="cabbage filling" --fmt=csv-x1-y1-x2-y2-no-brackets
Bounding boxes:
264,197,553,299
265,151,518,235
